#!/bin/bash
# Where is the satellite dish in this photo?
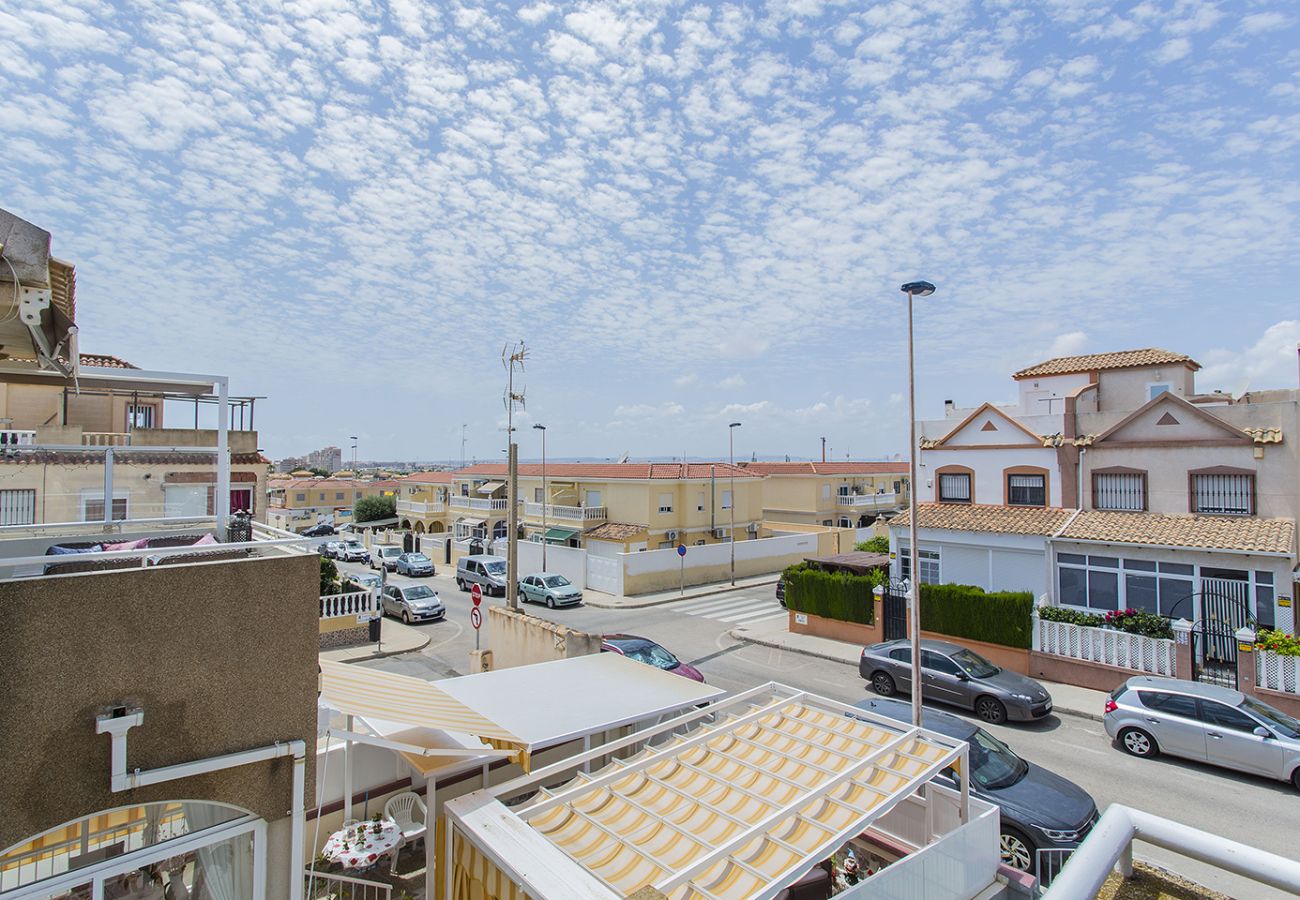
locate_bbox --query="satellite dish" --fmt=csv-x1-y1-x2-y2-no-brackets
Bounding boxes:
617,451,630,464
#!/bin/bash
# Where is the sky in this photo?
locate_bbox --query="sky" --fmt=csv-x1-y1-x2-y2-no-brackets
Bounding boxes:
2,0,1298,464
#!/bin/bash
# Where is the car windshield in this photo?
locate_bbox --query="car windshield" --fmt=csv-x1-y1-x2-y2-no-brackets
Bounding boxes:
406,554,430,563
618,642,679,670
345,542,363,550
404,586,436,601
382,548,401,556
952,648,999,678
1241,697,1300,739
484,561,507,575
967,728,1028,789
543,575,571,588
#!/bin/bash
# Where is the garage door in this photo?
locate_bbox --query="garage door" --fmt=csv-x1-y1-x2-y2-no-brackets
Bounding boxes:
585,553,623,596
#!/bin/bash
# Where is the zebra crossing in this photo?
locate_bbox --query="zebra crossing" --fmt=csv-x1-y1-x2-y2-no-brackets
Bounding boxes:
670,591,788,626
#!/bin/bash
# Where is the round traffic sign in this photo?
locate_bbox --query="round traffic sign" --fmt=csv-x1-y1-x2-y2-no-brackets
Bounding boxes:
470,606,483,630
471,583,482,605
677,544,687,557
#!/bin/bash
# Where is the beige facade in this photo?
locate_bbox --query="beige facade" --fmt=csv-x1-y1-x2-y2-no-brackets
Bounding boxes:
267,476,388,531
395,471,455,533
740,461,909,528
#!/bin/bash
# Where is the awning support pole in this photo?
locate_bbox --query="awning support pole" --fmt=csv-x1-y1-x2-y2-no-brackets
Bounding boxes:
343,714,354,823
425,775,437,894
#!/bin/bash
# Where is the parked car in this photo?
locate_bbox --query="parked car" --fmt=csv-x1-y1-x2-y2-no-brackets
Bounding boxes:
776,577,786,607
859,638,1053,724
381,584,445,624
457,555,507,596
1104,676,1300,790
370,545,404,572
345,572,382,593
320,540,343,559
602,634,704,682
302,523,335,537
519,572,583,608
854,697,1097,872
338,540,370,563
395,552,435,577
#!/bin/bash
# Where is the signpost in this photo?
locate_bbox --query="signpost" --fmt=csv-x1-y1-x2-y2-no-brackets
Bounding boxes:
471,583,483,650
677,543,687,597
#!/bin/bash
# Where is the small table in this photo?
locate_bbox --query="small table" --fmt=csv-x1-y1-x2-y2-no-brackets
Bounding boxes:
321,818,403,871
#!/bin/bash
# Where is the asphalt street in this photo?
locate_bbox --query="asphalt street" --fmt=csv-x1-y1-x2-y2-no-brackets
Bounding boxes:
325,549,1296,898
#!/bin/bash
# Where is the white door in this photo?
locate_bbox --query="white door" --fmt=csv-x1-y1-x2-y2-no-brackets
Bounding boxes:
585,553,623,595
164,484,208,517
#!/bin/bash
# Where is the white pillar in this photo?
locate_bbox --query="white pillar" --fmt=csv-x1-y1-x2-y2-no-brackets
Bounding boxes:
425,775,437,892
102,446,114,524
289,749,306,900
252,818,269,900
343,714,354,823
215,376,230,540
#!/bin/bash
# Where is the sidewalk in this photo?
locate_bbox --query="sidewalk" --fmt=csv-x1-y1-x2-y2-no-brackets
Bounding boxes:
319,619,430,663
729,618,1109,722
583,574,779,610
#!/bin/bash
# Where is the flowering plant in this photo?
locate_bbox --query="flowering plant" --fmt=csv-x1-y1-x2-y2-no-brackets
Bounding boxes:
1102,608,1173,639
1257,629,1300,656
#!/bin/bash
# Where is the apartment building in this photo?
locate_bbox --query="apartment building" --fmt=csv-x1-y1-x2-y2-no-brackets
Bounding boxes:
892,347,1298,647
740,460,909,528
395,470,454,533
266,477,387,532
449,462,764,552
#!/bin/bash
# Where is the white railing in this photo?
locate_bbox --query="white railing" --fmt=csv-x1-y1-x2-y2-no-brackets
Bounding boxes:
0,429,35,446
304,868,391,899
1256,649,1300,695
1033,613,1177,677
836,492,898,510
397,499,444,515
523,502,608,522
82,431,132,446
450,496,510,511
321,589,379,620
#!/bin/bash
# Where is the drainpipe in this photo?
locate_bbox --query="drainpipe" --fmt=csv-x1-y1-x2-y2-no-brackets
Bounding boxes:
96,707,306,900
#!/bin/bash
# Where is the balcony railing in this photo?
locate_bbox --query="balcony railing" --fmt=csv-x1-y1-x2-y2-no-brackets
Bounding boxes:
523,502,608,522
0,429,36,446
836,492,899,510
397,499,445,516
450,496,510,511
82,432,132,446
321,589,380,621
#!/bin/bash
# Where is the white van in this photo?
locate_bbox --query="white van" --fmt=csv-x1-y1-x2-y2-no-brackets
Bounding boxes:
457,555,507,596
370,545,403,571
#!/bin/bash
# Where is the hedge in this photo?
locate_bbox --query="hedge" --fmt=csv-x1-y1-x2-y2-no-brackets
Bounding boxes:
782,563,877,626
919,583,1034,649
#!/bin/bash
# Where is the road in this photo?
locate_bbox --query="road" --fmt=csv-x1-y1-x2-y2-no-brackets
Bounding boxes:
328,552,1296,898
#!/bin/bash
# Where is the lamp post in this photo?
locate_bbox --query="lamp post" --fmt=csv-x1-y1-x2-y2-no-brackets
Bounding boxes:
901,280,935,728
728,421,741,585
349,436,358,471
533,423,547,570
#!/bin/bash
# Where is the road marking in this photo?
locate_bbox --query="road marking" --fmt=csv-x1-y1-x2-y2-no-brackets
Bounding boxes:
672,594,786,624
675,595,770,615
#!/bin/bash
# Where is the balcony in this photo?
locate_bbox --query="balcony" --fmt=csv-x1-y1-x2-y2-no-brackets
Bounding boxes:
450,496,510,512
523,502,608,523
0,429,35,446
397,499,445,516
837,491,900,511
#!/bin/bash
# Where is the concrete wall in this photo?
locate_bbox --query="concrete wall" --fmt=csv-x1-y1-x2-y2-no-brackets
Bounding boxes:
490,538,587,588
919,446,1062,507
889,526,1050,596
788,610,1031,674
620,530,824,595
0,552,319,851
485,605,602,669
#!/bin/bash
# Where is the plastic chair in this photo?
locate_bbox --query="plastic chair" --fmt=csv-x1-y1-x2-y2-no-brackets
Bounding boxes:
383,792,427,874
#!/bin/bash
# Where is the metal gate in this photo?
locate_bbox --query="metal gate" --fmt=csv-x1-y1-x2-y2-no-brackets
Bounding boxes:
883,580,907,641
1192,577,1251,689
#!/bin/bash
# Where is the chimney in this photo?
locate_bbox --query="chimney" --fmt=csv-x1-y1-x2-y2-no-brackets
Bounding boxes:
944,399,955,417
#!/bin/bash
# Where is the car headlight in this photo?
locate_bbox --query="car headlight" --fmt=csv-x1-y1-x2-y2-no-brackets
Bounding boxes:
1012,693,1035,702
1035,826,1081,842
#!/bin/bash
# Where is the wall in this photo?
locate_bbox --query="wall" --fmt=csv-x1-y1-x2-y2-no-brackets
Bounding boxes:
1095,365,1197,413
919,446,1062,507
889,526,1050,596
485,605,602,669
619,530,823,595
0,552,320,850
788,610,1031,674
490,538,587,588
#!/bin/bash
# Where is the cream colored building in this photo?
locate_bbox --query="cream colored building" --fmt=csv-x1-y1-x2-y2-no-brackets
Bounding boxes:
739,461,910,529
266,477,386,532
396,470,454,533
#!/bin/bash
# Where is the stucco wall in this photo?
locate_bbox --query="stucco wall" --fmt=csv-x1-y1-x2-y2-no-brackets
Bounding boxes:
485,605,602,669
0,553,319,850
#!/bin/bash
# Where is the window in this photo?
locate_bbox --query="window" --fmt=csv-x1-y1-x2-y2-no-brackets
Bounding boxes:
838,517,851,528
696,492,705,511
658,493,673,514
721,490,733,509
534,488,544,503
335,492,345,501
1191,472,1253,516
585,490,602,507
1058,553,1170,612
938,472,971,503
694,539,706,546
0,489,36,525
1256,571,1276,630
318,492,326,501
1094,472,1146,511
1007,473,1046,507
657,540,674,549
822,519,833,526
84,496,128,522
898,545,940,584
888,647,912,663
1198,701,1259,733
1148,383,1171,400
461,484,469,496
295,492,306,502
922,650,962,677
126,404,155,429
1138,692,1198,719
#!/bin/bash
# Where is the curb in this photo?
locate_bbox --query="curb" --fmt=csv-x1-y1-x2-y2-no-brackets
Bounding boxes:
326,632,432,665
726,629,1103,723
584,579,779,610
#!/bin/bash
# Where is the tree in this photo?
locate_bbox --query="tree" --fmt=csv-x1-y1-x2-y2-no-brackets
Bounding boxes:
354,494,396,523
320,557,339,595
855,535,890,553
308,466,331,477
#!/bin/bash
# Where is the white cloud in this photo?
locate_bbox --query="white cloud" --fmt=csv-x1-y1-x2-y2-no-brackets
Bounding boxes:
1046,331,1089,358
1153,38,1192,64
1199,320,1300,394
612,402,684,419
1239,12,1289,35
718,375,746,389
673,374,698,388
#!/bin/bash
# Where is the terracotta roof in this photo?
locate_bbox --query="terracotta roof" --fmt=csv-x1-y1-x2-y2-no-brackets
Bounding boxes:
400,471,455,484
1014,348,1199,379
892,503,1075,536
1242,427,1284,444
1060,511,1295,555
268,477,369,490
78,353,137,369
457,462,762,479
740,461,909,475
368,479,401,490
585,522,648,541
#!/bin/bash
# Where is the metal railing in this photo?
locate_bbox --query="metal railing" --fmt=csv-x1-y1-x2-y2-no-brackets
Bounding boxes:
0,429,35,446
304,868,392,899
1256,648,1300,695
522,502,608,521
449,496,510,511
321,590,379,620
1033,612,1177,677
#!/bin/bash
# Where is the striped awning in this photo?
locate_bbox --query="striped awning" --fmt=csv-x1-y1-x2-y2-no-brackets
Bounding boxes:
476,481,505,494
318,660,530,768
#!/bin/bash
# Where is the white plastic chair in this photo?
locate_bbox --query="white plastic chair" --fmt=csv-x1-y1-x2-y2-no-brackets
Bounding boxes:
383,792,427,874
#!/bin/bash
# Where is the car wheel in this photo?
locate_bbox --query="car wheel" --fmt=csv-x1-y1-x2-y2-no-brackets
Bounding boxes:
975,696,1007,725
999,827,1034,872
546,596,555,609
1118,727,1158,758
457,578,466,591
1291,768,1300,793
870,671,896,697
401,608,411,624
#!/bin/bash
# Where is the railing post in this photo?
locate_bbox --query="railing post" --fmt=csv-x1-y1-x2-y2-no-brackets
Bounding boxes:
1031,608,1041,652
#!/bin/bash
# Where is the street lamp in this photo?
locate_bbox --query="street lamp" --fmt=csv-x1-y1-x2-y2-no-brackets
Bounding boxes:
533,423,547,570
349,436,358,471
728,421,741,585
901,280,935,728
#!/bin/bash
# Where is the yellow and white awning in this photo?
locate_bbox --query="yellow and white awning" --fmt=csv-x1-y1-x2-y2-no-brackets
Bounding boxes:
319,660,530,769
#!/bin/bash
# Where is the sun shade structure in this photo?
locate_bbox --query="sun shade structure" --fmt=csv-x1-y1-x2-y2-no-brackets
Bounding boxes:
543,526,580,542
446,683,970,900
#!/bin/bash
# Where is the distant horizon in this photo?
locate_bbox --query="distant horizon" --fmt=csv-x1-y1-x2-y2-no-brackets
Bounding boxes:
276,452,909,470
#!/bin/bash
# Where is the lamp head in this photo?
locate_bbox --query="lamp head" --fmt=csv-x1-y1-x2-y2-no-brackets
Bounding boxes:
900,281,936,297
533,423,546,431
729,422,742,429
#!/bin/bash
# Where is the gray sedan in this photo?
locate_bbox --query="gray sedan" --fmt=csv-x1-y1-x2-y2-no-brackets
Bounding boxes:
518,572,583,608
381,584,445,624
859,639,1053,724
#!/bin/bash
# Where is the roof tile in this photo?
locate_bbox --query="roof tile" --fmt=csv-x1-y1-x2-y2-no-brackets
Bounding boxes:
1014,348,1198,379
740,461,909,475
893,503,1074,536
1061,511,1294,555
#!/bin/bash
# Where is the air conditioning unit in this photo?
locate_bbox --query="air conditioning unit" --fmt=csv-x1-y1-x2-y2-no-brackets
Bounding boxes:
746,522,759,534
712,528,727,539
665,530,679,542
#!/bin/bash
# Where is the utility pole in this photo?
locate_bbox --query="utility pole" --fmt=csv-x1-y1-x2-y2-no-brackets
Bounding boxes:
460,425,467,471
821,436,826,463
728,422,741,585
534,423,547,570
503,342,527,611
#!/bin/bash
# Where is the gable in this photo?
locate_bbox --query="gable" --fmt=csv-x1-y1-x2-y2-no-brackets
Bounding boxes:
935,403,1043,448
1094,393,1250,446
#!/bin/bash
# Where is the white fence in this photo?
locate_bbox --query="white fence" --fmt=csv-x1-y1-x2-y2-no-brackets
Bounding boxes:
1033,613,1177,677
304,869,391,899
1256,649,1300,695
622,531,817,578
321,590,379,620
489,538,589,589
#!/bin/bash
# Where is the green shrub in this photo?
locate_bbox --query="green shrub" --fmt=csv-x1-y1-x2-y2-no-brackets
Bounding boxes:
1037,605,1104,628
1257,629,1300,656
320,557,340,595
355,494,397,523
855,536,890,553
783,563,877,625
919,583,1034,649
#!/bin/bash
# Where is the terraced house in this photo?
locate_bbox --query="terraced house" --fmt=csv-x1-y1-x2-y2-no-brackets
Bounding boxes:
892,348,1299,650
395,469,454,533
740,460,910,532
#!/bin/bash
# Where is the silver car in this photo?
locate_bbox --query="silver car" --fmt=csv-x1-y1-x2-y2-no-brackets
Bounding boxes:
860,639,1053,724
381,583,445,624
1104,676,1300,790
518,572,583,608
